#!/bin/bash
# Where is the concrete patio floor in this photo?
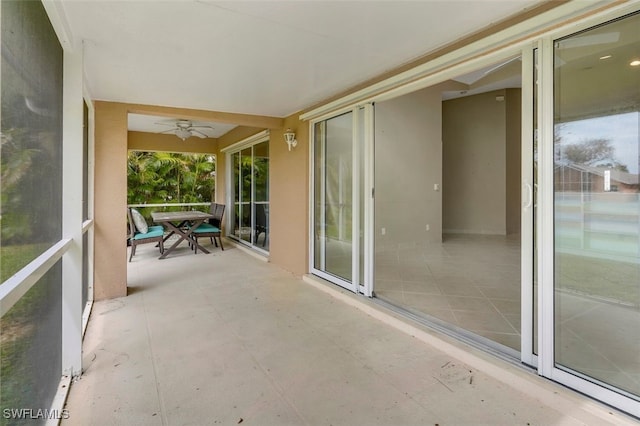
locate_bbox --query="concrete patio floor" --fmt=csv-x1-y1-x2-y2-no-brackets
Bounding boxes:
63,241,636,425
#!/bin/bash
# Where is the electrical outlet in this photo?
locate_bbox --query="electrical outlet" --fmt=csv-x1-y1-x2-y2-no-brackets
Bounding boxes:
426,224,430,231
381,227,386,235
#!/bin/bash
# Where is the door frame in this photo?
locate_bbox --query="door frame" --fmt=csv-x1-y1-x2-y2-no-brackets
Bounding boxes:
222,130,270,254
536,7,640,416
520,45,537,367
309,106,375,295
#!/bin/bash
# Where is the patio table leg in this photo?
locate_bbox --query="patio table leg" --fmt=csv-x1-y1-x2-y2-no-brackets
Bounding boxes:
158,222,186,259
158,219,210,259
186,219,211,254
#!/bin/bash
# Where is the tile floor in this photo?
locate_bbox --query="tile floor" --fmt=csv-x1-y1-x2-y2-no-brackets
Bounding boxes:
61,240,635,425
375,234,522,351
374,233,640,397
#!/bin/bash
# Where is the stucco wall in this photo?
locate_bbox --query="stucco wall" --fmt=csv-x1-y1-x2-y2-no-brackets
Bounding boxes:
269,117,309,276
94,101,128,300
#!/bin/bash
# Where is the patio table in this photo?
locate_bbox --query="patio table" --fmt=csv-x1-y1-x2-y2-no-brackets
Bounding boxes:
151,210,215,259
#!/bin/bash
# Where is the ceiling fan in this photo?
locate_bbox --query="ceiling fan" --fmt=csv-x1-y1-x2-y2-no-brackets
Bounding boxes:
157,119,214,140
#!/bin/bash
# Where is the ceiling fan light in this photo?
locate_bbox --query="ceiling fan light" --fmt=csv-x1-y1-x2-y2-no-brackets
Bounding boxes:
176,128,192,140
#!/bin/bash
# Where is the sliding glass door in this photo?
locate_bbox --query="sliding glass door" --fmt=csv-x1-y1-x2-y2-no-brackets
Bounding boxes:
551,11,640,401
229,138,269,252
312,107,371,293
313,112,354,288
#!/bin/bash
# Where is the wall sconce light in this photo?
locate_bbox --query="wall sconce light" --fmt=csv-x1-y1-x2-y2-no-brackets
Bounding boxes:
284,128,297,151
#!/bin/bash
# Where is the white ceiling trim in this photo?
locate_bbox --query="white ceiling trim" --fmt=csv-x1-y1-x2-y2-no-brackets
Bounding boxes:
41,0,75,51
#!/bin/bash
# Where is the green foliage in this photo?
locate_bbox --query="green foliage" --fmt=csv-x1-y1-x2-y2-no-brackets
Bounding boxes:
127,151,216,205
1,125,63,251
0,244,59,417
1,129,40,244
0,243,50,283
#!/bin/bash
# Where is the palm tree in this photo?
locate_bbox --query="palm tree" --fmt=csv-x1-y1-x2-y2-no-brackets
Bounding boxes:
127,151,216,209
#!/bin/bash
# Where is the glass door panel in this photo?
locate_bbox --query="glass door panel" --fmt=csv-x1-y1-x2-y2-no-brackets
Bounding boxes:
253,141,269,249
533,47,539,357
357,107,365,288
553,12,640,398
240,148,252,243
313,121,325,272
232,151,241,239
521,46,538,365
230,140,270,252
313,112,354,285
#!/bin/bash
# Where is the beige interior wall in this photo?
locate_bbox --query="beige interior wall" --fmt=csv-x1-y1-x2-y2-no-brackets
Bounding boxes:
443,90,507,235
94,101,129,300
505,88,522,235
375,86,443,247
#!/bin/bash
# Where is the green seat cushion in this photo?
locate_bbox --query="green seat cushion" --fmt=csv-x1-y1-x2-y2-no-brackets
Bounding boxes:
192,224,220,234
148,225,164,233
133,228,164,240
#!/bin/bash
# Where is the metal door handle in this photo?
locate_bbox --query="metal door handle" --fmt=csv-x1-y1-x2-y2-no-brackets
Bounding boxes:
523,183,533,208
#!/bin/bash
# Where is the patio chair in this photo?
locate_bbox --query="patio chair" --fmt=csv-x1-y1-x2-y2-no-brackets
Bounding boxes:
191,203,225,253
127,208,165,261
209,202,225,228
254,203,268,247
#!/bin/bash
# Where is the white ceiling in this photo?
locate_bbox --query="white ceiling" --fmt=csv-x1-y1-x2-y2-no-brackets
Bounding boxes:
61,0,544,136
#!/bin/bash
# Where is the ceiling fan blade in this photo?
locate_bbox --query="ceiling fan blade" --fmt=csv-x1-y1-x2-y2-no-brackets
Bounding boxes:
190,125,215,130
159,128,178,134
191,129,208,138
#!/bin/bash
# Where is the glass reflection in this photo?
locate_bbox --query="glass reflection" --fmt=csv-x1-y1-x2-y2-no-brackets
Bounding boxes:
253,141,269,249
230,142,269,251
314,112,353,282
554,12,640,397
